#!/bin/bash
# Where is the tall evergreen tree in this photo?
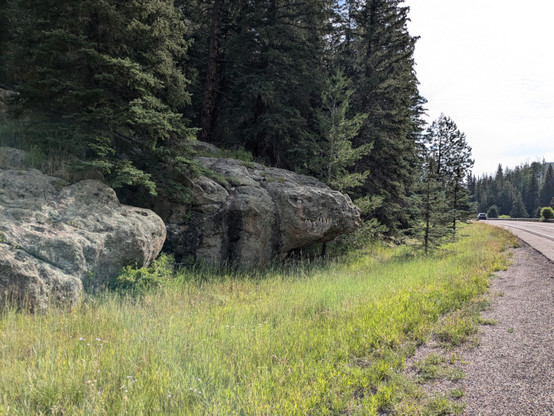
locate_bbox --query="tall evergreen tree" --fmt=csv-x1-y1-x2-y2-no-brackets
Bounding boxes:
415,156,452,253
199,0,224,143
539,164,554,207
5,0,196,193
177,0,225,143
316,71,371,191
498,181,515,216
350,0,425,232
510,190,528,218
213,0,333,170
425,114,474,230
0,0,9,86
523,162,541,216
472,161,554,217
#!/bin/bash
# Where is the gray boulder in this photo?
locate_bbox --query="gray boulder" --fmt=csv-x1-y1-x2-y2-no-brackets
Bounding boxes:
0,147,28,170
0,167,166,311
163,157,361,266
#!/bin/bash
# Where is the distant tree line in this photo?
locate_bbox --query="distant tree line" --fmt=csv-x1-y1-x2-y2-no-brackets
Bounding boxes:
469,162,554,218
0,0,475,251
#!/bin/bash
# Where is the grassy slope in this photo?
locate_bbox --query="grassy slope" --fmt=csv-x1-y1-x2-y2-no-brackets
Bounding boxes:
0,223,515,415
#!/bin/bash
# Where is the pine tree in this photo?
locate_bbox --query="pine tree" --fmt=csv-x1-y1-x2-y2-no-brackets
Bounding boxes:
0,0,9,86
498,182,515,216
523,162,541,216
350,0,425,232
5,0,196,194
316,71,371,191
177,0,225,143
415,156,452,253
214,0,333,169
489,164,503,209
510,190,528,218
539,164,554,207
425,114,474,230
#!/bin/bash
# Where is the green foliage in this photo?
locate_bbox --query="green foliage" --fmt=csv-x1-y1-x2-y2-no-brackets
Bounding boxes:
4,0,431,238
316,70,371,190
329,218,385,256
424,394,465,415
487,205,499,218
3,0,196,194
510,191,528,218
425,114,474,230
108,254,174,295
539,164,554,207
347,0,426,233
540,206,554,220
197,145,255,163
211,0,332,170
449,388,465,399
413,157,453,254
472,161,554,217
524,162,541,215
24,145,46,169
0,224,514,414
328,195,388,255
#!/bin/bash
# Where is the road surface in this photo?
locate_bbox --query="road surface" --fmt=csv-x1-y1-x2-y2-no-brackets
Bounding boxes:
483,220,554,262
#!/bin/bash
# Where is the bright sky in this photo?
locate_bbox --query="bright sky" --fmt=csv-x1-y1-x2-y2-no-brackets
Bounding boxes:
404,0,554,176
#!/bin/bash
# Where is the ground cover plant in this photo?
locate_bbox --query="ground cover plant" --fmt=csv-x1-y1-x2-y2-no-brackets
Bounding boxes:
0,223,515,415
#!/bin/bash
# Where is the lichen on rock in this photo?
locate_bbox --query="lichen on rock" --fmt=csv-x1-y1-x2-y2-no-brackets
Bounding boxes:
161,156,361,267
0,151,166,310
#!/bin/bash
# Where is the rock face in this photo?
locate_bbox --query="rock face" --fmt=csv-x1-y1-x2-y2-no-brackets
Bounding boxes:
0,164,166,310
164,157,360,266
0,147,28,170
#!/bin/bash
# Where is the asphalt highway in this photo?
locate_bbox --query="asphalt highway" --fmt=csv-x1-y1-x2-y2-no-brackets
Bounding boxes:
483,220,554,262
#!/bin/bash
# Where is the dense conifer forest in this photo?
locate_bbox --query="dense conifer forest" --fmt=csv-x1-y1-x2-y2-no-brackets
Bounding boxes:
469,162,554,218
0,0,478,249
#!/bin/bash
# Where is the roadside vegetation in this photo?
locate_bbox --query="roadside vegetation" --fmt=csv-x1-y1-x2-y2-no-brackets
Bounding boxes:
0,224,516,415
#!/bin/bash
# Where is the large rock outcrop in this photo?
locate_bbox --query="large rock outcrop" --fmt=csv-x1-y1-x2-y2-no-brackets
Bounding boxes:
0,161,166,310
162,157,361,266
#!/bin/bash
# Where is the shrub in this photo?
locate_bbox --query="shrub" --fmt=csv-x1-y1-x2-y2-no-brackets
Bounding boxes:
540,206,554,221
487,205,499,218
108,254,174,295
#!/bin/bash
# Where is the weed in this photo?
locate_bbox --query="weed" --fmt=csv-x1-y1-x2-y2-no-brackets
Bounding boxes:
435,313,477,348
108,254,174,296
413,353,464,383
0,224,515,414
414,354,444,382
477,317,497,326
449,388,464,399
424,394,465,415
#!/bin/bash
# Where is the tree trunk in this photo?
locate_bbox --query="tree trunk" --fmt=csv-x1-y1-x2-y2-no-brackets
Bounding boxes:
452,182,458,230
199,0,224,142
424,181,430,254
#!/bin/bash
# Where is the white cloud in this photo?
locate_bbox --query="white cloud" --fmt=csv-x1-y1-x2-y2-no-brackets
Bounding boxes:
405,0,554,175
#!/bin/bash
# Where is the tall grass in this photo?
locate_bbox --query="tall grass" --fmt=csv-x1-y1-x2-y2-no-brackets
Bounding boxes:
0,224,515,415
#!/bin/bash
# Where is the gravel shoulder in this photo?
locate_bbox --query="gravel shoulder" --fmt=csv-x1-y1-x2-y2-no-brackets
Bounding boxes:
405,240,553,415
459,241,553,415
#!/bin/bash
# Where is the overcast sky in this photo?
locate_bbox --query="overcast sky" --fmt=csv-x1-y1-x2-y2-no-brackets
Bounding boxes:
404,0,554,176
